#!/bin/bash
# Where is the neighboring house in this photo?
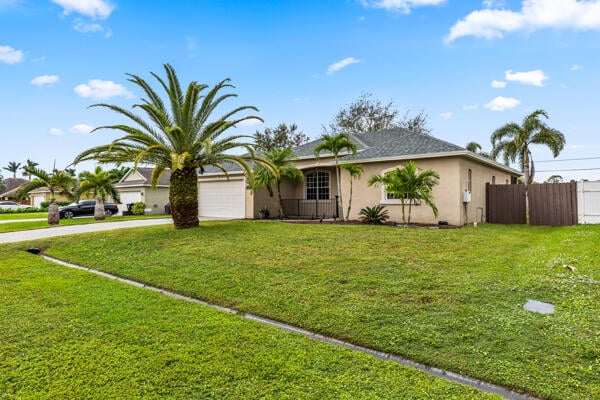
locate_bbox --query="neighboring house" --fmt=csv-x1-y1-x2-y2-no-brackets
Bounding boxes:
115,167,171,214
28,187,72,207
0,178,28,202
198,128,521,225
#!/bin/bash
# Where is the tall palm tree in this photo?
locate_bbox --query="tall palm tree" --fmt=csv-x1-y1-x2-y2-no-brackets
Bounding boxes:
340,163,363,221
251,148,302,218
369,161,439,225
3,161,21,179
16,167,75,225
23,159,38,180
73,64,272,229
77,166,121,220
313,133,358,221
491,109,565,185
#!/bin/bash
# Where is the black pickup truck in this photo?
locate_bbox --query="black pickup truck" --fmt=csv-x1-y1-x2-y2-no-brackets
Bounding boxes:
59,200,119,219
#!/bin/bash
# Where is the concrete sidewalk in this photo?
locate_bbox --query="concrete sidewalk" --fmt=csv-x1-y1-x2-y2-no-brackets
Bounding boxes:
0,218,173,244
0,218,46,224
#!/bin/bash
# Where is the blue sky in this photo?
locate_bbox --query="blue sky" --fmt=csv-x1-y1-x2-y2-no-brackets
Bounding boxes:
1,0,599,181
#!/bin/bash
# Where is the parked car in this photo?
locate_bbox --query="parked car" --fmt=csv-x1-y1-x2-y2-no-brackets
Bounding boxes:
0,201,31,210
59,200,119,219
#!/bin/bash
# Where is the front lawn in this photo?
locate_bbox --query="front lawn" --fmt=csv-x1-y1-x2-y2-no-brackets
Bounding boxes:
0,248,495,399
0,214,168,233
39,221,600,400
0,212,47,220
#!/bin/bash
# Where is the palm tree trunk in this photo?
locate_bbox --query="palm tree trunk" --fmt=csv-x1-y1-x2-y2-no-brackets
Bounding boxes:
94,198,106,221
276,182,284,219
345,179,353,221
170,167,199,229
523,148,530,221
336,159,344,221
407,199,413,225
47,199,59,225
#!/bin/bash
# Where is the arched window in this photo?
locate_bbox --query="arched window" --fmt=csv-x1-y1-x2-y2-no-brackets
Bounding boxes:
306,171,329,200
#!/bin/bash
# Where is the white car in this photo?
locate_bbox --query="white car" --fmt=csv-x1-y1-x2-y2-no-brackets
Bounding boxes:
0,201,31,210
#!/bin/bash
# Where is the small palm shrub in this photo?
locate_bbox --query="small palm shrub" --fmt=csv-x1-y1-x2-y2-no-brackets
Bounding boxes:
131,202,146,215
359,205,389,225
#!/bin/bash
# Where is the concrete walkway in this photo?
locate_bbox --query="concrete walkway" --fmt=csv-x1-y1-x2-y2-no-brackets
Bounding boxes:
0,218,173,244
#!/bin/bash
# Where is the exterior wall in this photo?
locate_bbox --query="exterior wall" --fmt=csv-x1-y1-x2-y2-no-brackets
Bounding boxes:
28,192,71,207
342,157,463,225
143,187,170,214
458,158,515,224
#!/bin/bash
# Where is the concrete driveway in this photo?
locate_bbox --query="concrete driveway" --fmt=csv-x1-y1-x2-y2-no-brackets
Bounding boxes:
0,218,174,244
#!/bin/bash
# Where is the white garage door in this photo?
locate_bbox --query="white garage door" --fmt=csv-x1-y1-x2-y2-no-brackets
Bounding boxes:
198,179,245,218
117,191,143,213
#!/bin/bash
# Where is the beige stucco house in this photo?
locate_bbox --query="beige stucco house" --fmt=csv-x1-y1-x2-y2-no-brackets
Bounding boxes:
197,129,521,226
115,167,171,214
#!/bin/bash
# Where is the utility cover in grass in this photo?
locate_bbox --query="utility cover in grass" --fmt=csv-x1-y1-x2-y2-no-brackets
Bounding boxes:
524,299,554,314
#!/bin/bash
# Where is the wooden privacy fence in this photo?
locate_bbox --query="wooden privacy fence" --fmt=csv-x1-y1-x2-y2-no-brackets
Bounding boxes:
486,183,526,224
486,182,578,226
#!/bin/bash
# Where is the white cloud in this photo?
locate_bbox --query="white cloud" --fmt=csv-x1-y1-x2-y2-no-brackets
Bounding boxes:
0,44,24,64
483,0,505,8
361,0,445,14
440,112,453,119
327,57,361,75
49,127,63,136
570,64,583,71
74,79,133,99
484,96,520,111
505,69,548,86
70,124,94,135
491,79,507,88
30,75,59,86
73,19,104,33
463,104,479,110
446,0,600,42
50,0,113,19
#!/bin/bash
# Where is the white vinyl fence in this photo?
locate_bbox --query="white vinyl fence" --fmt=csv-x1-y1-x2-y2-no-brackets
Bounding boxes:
577,181,600,224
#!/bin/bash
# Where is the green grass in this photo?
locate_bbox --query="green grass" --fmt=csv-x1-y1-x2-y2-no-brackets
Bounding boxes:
38,221,600,400
0,212,47,220
0,214,168,233
0,248,496,399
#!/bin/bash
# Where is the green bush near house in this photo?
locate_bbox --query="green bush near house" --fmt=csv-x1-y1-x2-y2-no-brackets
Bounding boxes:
131,201,146,215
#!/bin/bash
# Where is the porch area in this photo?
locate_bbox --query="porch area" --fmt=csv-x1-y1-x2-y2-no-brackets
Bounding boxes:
281,197,339,219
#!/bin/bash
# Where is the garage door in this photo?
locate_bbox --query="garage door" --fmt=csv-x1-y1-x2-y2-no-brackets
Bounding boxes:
198,179,245,218
117,191,143,213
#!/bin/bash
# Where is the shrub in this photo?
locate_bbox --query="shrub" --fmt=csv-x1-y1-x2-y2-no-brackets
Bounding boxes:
131,202,146,215
40,201,71,208
359,205,389,225
0,207,48,214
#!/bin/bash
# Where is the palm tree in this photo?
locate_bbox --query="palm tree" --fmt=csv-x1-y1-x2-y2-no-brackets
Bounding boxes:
368,161,439,225
466,141,482,153
313,133,358,221
491,109,565,186
23,159,38,180
16,167,75,225
77,166,121,220
3,161,21,179
340,163,363,221
466,141,493,159
73,64,272,229
251,148,302,218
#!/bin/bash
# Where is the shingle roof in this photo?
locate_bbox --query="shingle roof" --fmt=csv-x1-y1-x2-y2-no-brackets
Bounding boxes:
115,167,171,187
294,128,464,159
0,178,28,198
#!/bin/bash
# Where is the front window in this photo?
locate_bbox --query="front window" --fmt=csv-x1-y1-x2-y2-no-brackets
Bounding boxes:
306,171,329,200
